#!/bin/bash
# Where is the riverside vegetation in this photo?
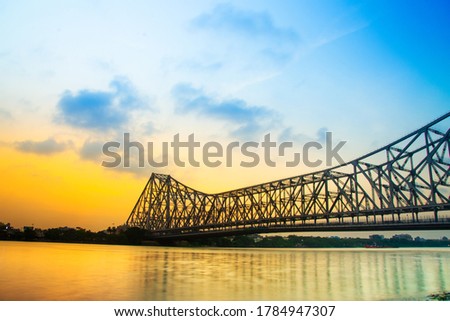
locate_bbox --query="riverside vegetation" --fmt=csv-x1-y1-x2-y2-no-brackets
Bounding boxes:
1,222,449,248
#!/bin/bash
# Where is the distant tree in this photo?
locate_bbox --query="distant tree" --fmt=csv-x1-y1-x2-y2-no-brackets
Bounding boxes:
392,234,413,241
215,237,233,247
231,235,255,247
23,227,36,240
44,228,62,240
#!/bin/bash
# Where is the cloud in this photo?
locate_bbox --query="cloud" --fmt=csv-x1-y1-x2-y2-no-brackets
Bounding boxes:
279,126,329,144
0,140,9,147
56,76,146,131
79,140,104,161
316,127,328,142
189,4,301,72
14,138,72,155
192,3,299,44
172,83,279,137
0,108,12,120
78,138,152,178
279,127,307,143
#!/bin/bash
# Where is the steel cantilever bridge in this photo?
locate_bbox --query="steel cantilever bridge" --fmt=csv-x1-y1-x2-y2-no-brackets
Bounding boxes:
126,113,450,240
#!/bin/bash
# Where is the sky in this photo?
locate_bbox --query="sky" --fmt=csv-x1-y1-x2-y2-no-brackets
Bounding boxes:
0,0,449,232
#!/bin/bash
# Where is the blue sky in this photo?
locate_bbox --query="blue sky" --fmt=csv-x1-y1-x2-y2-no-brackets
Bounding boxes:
1,0,449,176
0,0,449,229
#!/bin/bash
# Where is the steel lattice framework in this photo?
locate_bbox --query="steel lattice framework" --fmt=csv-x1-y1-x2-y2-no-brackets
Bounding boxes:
127,113,450,239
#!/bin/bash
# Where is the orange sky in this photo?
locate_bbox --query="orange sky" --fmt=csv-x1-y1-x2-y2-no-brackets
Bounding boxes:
0,145,142,230
0,140,316,231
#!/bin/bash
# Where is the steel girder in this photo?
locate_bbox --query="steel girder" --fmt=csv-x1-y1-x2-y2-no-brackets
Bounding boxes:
126,113,450,237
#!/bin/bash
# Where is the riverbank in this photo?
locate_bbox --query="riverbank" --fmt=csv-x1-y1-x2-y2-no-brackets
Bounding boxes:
2,225,450,248
178,234,450,248
2,222,450,248
426,292,450,301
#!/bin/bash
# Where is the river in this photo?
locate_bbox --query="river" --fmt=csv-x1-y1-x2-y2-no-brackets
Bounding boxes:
0,241,449,300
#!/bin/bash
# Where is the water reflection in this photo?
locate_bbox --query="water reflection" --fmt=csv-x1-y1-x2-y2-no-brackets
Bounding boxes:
1,242,449,300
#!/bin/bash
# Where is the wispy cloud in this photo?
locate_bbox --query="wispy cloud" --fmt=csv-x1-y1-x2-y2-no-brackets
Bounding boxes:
78,138,153,178
0,108,12,120
279,126,329,144
79,139,104,161
56,76,147,131
14,138,72,155
310,22,369,50
0,140,9,147
191,3,300,67
172,83,279,138
192,3,299,43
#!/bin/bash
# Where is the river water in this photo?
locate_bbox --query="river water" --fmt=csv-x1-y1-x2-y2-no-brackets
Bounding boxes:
0,241,449,300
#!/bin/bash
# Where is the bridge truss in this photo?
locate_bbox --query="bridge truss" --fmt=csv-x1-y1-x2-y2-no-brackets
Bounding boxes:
126,113,450,239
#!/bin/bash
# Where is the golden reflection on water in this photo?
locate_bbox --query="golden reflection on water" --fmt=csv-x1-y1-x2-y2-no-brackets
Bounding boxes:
0,241,449,300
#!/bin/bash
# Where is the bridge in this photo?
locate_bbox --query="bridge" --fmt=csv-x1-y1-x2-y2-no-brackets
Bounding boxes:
126,113,450,240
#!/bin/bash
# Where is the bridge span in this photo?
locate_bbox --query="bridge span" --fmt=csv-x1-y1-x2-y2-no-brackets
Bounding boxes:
126,113,450,240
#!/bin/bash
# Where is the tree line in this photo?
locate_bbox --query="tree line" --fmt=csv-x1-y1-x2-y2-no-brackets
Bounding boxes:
1,222,449,247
